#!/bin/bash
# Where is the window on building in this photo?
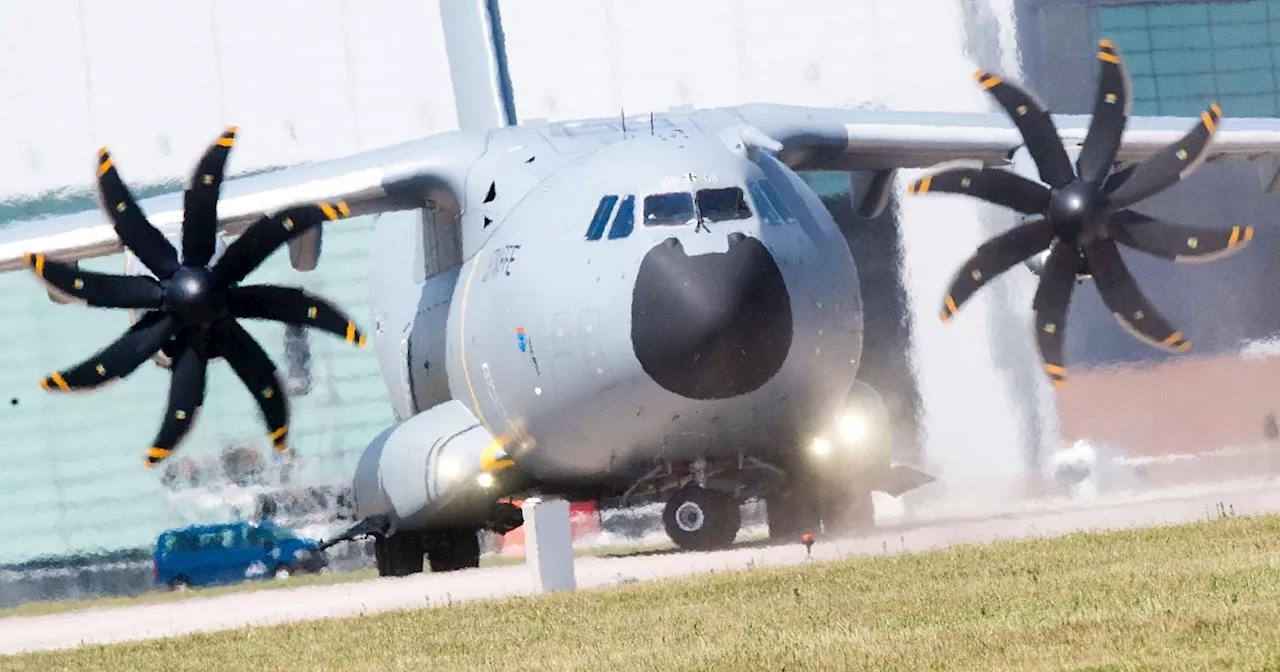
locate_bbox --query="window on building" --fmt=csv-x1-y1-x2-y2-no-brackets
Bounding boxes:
1095,1,1280,118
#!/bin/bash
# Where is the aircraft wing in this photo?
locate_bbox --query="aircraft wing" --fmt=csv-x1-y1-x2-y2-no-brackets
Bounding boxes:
0,132,483,273
729,103,1280,174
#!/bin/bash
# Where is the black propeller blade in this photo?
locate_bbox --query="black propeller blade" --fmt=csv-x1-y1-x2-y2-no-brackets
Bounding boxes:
908,40,1253,388
25,127,367,468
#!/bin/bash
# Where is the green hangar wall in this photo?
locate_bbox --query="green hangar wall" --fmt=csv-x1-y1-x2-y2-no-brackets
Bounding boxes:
0,190,395,565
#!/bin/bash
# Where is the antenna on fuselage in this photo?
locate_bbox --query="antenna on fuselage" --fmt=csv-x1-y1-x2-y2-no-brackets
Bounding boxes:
650,111,655,136
621,107,626,137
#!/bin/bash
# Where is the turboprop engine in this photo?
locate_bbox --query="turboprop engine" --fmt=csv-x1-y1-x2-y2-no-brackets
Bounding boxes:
351,400,515,532
120,232,229,368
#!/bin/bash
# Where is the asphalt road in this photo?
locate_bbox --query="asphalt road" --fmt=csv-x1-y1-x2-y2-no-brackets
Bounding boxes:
3,477,1279,656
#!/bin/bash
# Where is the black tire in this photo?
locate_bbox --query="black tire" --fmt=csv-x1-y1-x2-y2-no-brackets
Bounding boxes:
767,473,875,543
820,492,875,538
375,531,425,577
766,485,821,543
663,485,741,551
426,529,482,573
169,575,191,591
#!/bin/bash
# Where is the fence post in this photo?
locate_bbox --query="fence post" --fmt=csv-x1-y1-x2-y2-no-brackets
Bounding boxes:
522,497,576,593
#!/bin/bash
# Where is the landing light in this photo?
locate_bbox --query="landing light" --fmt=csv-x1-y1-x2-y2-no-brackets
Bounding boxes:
836,412,868,443
440,458,461,481
476,472,495,488
811,437,832,456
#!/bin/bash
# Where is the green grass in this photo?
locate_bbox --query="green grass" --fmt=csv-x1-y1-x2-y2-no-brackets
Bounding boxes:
0,535,685,620
8,513,1280,671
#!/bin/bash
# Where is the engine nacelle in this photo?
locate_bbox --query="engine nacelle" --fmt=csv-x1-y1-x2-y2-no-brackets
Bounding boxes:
1006,145,1097,284
122,232,229,368
849,169,898,220
352,400,505,532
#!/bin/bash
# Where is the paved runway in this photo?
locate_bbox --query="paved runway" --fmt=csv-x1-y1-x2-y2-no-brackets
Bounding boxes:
4,477,1280,656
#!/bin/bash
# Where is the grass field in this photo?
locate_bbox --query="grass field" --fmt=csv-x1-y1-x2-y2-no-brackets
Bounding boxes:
6,512,1280,671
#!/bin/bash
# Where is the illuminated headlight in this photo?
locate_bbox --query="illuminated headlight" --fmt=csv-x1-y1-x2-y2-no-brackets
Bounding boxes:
836,412,869,443
811,437,832,456
476,472,495,488
440,458,461,481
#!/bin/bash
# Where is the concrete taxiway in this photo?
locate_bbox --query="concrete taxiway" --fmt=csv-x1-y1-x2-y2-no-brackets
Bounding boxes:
3,477,1279,656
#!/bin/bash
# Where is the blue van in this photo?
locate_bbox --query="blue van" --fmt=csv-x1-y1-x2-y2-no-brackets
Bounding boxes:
153,520,327,590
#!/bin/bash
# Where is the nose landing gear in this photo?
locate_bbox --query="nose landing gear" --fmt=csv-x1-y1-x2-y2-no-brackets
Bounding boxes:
662,484,742,551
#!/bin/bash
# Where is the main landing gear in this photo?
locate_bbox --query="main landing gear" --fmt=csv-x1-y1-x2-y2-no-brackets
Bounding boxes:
662,483,742,551
373,528,482,577
765,471,874,543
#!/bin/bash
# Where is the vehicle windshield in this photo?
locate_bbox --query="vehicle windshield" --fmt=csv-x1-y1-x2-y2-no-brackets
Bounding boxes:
695,186,752,222
259,521,298,541
643,192,696,226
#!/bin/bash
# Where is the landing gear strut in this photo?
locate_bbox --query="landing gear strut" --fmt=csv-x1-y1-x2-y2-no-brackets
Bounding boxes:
765,472,874,542
373,528,482,577
662,484,742,551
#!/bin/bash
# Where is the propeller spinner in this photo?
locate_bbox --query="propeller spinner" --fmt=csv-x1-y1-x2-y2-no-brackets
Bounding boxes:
24,127,367,468
907,39,1253,388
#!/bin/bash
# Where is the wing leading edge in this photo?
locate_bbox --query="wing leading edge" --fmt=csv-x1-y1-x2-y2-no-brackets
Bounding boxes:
727,103,1280,173
8,96,1280,274
0,130,486,273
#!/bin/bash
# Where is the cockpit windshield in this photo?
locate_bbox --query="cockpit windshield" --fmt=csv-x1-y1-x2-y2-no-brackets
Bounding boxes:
643,192,696,227
695,187,752,223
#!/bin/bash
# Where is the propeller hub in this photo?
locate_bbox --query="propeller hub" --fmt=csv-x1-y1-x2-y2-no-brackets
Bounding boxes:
1047,180,1108,240
162,266,225,326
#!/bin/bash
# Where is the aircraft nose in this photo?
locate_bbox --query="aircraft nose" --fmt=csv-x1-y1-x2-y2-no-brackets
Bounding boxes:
630,233,793,399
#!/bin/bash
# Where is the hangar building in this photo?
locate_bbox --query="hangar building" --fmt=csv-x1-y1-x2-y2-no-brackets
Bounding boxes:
0,0,1276,573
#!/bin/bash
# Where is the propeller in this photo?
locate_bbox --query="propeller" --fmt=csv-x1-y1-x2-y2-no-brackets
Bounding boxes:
906,39,1252,389
25,127,367,468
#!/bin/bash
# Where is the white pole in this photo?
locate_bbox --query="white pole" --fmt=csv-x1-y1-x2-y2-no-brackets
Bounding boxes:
522,498,576,593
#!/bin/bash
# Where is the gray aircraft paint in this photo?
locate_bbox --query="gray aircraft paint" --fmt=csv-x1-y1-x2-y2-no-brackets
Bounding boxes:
429,128,862,490
7,93,1280,532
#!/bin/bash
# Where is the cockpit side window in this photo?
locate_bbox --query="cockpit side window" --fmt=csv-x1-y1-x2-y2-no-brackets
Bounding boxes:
607,195,636,239
643,192,696,227
695,186,751,223
756,180,798,225
746,181,782,226
585,195,620,240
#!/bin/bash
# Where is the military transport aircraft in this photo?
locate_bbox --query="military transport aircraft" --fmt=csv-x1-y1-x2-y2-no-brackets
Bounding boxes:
3,37,1278,576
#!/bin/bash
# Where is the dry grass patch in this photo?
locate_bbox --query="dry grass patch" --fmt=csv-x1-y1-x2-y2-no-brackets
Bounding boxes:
6,513,1280,671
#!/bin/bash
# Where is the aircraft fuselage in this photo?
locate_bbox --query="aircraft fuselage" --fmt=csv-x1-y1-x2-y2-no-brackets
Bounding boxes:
433,128,865,490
